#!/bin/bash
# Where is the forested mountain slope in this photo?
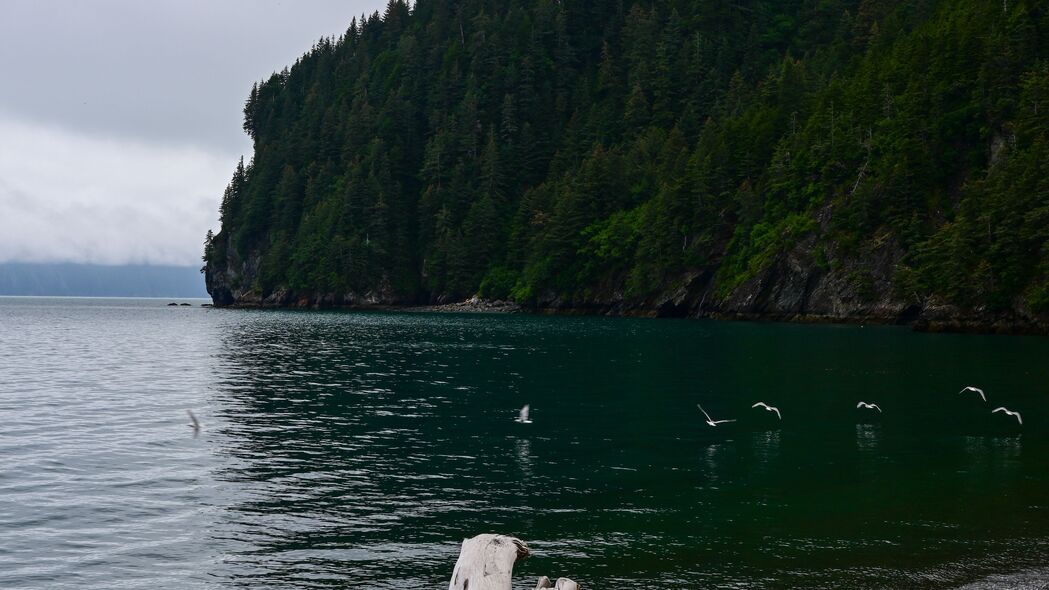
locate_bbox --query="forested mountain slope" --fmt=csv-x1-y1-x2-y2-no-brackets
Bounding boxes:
204,0,1049,331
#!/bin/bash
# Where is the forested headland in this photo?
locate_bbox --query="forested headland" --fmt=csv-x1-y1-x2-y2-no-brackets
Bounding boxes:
204,0,1049,332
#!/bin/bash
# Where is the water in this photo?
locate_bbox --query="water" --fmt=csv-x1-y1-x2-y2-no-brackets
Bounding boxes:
1,297,1048,589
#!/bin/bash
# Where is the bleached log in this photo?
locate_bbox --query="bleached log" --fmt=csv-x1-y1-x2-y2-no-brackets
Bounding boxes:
535,575,580,589
554,578,579,590
448,534,530,590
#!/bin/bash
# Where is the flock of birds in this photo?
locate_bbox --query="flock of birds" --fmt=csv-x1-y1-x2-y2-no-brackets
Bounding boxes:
692,385,1023,427
185,386,1023,434
511,385,1024,428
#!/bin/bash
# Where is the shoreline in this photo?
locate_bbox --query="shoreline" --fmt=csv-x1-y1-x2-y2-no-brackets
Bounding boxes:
210,297,1049,336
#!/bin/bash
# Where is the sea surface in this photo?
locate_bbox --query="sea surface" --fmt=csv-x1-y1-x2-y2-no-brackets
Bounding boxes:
2,297,1048,589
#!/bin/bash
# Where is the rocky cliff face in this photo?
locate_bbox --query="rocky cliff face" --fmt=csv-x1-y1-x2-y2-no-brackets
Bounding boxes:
205,236,413,309
206,233,1049,334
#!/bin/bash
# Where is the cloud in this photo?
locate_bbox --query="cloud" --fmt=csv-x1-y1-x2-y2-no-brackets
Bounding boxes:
0,0,386,266
0,115,232,266
0,0,377,153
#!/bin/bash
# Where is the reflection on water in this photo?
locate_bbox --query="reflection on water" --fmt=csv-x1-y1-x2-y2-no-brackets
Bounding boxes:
856,423,881,452
749,430,781,474
3,299,1049,589
699,442,731,488
752,429,781,457
514,437,534,479
962,435,1023,482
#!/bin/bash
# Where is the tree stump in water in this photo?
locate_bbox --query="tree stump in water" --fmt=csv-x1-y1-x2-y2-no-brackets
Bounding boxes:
448,534,581,590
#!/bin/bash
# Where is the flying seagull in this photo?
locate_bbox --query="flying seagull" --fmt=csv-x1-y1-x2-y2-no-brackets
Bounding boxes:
992,407,1022,425
856,401,882,413
751,402,782,420
187,410,201,431
696,404,736,427
959,386,987,402
515,404,532,424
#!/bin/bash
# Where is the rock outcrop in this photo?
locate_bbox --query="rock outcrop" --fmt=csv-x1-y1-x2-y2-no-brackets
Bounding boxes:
205,236,1049,333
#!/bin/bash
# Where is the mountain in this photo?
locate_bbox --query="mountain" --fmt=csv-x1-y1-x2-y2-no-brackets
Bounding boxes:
0,263,208,298
204,0,1049,332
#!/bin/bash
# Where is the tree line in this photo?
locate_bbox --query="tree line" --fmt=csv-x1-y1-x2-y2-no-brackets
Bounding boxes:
205,0,1049,314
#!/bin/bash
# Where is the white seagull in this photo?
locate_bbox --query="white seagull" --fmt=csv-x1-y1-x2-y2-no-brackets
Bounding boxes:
697,404,736,427
992,407,1022,425
856,401,882,413
515,404,532,424
959,386,987,402
751,402,782,420
187,410,201,431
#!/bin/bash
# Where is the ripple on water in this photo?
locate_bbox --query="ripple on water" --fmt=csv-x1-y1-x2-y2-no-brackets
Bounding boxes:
2,299,1049,589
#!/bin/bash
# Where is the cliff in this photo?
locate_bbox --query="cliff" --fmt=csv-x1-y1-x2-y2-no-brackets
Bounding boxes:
204,0,1049,333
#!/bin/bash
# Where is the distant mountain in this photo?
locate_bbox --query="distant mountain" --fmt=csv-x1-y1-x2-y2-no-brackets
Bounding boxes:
0,263,208,298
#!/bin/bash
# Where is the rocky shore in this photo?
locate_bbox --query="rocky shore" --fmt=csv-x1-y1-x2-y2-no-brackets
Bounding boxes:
204,242,1048,334
406,296,522,314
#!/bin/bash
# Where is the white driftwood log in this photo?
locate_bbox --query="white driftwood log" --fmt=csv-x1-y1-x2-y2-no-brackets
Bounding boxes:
554,578,579,590
448,534,581,590
448,534,530,590
534,576,580,590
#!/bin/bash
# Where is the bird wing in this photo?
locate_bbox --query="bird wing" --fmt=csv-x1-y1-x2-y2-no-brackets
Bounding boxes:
519,404,530,421
696,404,713,422
994,407,1022,424
857,402,866,408
751,402,767,409
961,387,987,401
187,410,200,428
771,407,781,419
713,419,737,424
872,404,882,413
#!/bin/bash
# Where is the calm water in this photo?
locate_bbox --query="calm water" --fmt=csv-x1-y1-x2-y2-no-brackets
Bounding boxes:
2,297,1048,589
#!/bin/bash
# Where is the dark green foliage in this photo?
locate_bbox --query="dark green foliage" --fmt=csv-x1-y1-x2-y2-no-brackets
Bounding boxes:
205,0,1049,313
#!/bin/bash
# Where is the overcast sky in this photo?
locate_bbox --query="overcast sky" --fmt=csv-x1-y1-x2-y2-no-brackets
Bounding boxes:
0,0,385,266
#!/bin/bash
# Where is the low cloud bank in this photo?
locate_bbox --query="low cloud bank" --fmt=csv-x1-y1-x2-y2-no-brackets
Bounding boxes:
0,116,230,266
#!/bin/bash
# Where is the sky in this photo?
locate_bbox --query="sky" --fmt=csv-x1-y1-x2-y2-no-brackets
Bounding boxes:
0,0,385,267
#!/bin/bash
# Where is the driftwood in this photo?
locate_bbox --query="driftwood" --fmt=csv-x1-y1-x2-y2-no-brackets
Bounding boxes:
534,576,580,590
448,534,580,590
449,534,529,590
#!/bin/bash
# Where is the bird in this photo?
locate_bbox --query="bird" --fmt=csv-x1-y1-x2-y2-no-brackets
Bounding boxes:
856,401,882,413
515,404,532,424
187,410,201,431
696,404,736,427
959,386,987,402
992,407,1022,425
751,402,781,420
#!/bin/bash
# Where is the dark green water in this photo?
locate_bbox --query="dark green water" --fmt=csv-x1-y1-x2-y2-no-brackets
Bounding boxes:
1,297,1047,589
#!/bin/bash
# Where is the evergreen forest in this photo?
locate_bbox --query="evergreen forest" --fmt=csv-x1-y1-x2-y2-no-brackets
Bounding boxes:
204,0,1049,322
